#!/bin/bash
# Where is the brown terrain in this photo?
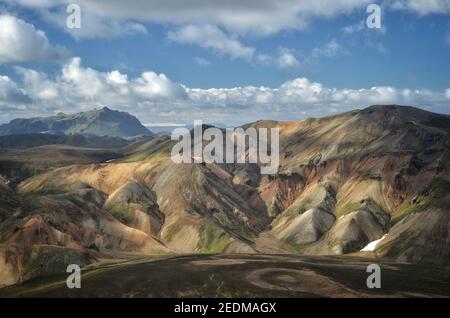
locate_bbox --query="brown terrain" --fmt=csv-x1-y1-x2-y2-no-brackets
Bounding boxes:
0,105,449,295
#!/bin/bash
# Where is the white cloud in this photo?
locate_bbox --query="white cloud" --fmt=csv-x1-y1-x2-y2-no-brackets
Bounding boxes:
0,14,69,63
0,75,30,104
168,24,254,60
343,21,366,34
1,57,449,125
133,71,187,100
107,70,128,85
15,67,60,100
194,57,211,67
258,41,344,70
390,0,450,15
311,39,343,58
257,48,301,69
275,48,300,68
60,58,187,102
61,57,107,97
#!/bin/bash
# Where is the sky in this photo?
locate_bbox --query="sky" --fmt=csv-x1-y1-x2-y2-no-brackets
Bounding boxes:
0,0,449,126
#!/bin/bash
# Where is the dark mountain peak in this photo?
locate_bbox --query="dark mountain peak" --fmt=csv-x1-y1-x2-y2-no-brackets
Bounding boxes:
189,123,217,134
361,104,445,117
364,104,411,111
98,106,113,113
0,107,154,139
356,105,450,129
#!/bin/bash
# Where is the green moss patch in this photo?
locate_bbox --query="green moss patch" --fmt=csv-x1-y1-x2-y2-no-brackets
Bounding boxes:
162,223,182,242
106,203,136,225
214,210,257,241
197,223,232,253
335,201,360,219
393,175,450,224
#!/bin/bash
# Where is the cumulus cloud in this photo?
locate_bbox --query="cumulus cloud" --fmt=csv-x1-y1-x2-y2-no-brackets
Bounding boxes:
133,71,187,100
0,57,449,125
275,48,301,68
0,14,69,63
15,67,60,100
257,48,301,69
0,75,30,104
168,25,254,60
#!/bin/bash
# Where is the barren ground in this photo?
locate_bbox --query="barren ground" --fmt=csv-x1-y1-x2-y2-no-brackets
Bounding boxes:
1,254,450,298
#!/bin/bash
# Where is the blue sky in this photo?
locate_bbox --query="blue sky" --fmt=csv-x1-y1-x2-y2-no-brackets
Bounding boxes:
0,0,449,126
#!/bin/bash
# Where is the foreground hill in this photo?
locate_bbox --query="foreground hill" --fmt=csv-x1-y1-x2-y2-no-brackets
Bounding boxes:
1,105,449,287
0,107,153,139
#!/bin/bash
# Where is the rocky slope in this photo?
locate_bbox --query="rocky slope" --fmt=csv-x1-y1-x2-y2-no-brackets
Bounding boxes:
0,105,449,286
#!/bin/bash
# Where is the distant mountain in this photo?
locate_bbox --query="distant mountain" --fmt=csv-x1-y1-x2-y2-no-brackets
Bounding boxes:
0,107,153,139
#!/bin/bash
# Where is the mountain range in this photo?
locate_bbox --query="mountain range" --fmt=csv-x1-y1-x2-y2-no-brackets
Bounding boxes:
0,105,449,288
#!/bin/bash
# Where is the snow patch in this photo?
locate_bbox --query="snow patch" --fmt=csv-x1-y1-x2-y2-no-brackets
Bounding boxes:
361,234,388,252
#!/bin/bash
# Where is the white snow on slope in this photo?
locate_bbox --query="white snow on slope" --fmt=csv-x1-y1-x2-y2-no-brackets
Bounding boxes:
361,234,388,252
